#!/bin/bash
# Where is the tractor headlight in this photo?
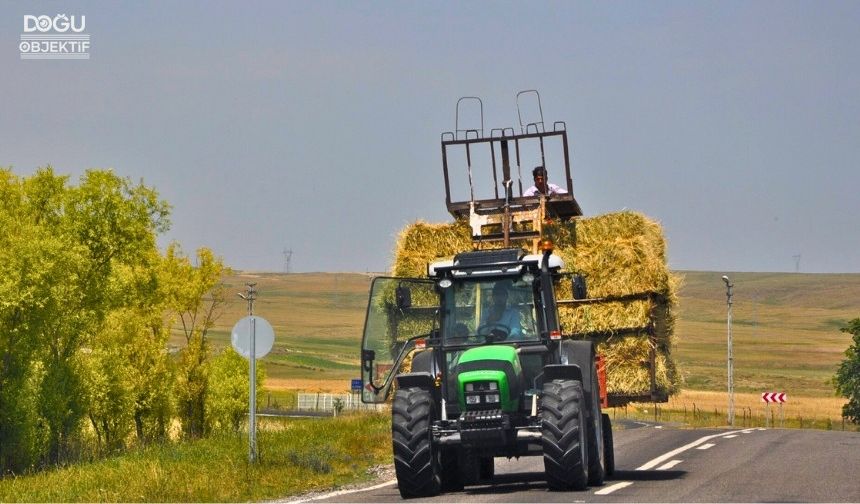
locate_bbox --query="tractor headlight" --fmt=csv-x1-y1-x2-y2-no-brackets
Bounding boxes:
485,394,500,404
465,383,474,392
465,395,481,405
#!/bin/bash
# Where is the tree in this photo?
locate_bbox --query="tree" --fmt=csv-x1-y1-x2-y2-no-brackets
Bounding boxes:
207,347,265,433
834,318,860,424
163,245,229,438
34,169,169,463
0,167,171,469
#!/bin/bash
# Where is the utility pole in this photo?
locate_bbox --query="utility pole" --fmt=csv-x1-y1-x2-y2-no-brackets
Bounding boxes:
792,254,801,273
722,275,734,426
237,283,257,462
283,248,293,274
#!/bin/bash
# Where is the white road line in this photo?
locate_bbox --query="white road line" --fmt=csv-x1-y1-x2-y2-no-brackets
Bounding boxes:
594,481,634,495
723,434,738,439
291,479,397,502
657,459,683,470
696,443,716,450
636,430,743,470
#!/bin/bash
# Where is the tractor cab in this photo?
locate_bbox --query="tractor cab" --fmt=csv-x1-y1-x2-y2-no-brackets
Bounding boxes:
360,247,565,412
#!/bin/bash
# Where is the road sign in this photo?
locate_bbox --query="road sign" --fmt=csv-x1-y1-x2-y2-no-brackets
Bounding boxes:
761,392,787,403
351,379,362,391
231,316,275,359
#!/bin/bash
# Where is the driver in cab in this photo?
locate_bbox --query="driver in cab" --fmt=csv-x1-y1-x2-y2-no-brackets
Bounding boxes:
480,281,522,339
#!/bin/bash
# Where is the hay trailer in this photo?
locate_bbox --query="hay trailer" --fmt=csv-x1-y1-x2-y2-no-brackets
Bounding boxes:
360,92,675,498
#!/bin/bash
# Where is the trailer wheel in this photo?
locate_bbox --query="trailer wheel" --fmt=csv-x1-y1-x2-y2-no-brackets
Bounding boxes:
602,413,615,477
541,379,588,491
585,362,605,486
392,387,441,498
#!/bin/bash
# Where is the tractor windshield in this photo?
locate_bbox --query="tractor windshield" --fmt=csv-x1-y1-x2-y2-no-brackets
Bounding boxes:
443,275,539,344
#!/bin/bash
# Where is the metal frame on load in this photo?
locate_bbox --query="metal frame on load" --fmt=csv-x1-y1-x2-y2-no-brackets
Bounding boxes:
440,93,583,226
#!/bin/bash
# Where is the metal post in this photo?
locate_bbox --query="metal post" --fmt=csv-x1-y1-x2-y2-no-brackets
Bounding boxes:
239,283,258,463
722,276,734,426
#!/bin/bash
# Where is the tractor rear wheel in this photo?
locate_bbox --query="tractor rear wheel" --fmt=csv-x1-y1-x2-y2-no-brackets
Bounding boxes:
392,387,441,498
541,379,588,491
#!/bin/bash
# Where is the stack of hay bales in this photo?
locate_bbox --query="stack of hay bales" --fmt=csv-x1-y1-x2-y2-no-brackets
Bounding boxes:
391,211,681,400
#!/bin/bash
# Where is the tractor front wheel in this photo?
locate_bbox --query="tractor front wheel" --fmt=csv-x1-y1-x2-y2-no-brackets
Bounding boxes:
392,387,441,498
541,379,588,491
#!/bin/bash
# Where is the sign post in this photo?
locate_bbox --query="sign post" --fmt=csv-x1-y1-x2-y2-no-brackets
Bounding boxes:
761,392,787,428
232,283,275,463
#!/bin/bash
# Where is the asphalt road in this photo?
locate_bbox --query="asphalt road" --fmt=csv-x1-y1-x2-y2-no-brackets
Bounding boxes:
302,420,860,503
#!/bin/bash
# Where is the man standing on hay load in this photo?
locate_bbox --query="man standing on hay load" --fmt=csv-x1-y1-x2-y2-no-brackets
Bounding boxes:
524,166,568,196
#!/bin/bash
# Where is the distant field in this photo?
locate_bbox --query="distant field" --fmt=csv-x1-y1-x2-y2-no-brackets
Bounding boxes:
674,271,860,400
187,270,860,417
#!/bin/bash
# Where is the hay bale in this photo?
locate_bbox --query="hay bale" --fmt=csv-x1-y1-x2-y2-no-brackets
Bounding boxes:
597,336,680,396
389,211,682,398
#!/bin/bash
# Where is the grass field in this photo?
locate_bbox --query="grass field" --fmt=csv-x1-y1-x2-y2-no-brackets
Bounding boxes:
191,270,860,419
0,414,391,502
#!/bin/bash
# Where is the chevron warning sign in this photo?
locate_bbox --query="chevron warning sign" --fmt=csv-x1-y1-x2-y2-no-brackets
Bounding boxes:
761,392,787,403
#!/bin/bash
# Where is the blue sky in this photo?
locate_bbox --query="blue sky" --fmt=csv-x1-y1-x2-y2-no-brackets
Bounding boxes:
2,1,858,273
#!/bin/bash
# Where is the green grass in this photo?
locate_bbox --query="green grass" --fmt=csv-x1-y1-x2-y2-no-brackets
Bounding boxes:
0,413,392,502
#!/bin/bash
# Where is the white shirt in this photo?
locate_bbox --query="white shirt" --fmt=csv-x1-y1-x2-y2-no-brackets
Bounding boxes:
523,183,567,196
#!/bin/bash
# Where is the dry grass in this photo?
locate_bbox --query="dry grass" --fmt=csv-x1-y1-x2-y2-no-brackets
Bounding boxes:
667,390,846,421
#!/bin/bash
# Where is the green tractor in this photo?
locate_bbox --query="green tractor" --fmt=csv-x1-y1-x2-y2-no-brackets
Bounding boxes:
359,92,666,497
360,247,613,497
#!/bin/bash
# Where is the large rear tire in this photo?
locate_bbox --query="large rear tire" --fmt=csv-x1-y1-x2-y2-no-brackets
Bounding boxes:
392,387,441,498
541,379,588,491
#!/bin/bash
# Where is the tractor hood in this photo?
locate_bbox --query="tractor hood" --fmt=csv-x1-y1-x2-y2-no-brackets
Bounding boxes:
456,345,523,412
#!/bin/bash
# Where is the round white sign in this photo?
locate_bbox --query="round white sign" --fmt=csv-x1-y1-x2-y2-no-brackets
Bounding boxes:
231,316,275,359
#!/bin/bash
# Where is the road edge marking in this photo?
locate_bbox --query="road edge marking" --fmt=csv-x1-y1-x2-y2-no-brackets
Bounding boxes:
636,430,742,470
291,479,397,502
594,481,634,495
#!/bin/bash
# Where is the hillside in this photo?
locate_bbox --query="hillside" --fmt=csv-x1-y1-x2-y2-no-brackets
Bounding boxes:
186,271,860,400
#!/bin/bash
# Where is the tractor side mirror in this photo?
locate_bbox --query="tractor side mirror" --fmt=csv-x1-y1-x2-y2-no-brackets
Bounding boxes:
362,349,375,372
396,286,412,309
572,274,588,300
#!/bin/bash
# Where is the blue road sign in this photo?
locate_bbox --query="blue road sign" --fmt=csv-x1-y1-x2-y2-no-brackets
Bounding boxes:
351,378,362,391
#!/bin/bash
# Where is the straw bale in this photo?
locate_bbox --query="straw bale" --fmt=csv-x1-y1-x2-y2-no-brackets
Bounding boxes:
392,220,472,278
597,336,680,395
